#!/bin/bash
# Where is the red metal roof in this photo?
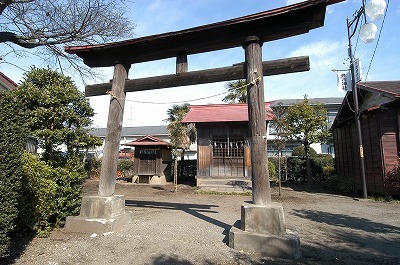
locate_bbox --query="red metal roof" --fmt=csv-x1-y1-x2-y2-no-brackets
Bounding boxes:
182,103,273,123
0,72,18,90
65,0,344,67
123,135,170,147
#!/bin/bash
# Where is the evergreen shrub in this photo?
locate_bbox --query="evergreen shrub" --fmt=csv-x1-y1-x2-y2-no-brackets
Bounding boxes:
268,161,277,182
18,153,86,237
0,91,27,257
323,174,354,193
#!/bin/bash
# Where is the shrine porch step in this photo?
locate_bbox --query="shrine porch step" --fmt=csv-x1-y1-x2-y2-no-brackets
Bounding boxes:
197,178,252,193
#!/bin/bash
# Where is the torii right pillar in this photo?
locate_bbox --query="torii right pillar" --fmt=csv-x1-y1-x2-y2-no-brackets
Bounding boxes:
229,36,301,260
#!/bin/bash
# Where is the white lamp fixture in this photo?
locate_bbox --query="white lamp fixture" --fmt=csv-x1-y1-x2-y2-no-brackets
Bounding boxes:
365,0,387,21
359,22,378,43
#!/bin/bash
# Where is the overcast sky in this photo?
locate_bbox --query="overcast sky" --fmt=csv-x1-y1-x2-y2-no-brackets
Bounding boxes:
2,0,399,128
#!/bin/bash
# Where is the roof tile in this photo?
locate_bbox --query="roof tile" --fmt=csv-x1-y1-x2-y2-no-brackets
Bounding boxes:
182,103,273,123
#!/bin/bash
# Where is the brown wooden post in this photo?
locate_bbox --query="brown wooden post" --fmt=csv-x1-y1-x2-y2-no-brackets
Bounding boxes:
98,63,130,197
244,36,271,205
176,54,188,73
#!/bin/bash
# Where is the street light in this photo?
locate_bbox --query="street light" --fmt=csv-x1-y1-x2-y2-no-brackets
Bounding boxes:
347,0,386,199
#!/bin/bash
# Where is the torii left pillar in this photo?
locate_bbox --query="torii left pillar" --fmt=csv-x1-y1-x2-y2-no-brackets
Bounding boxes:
229,37,301,259
65,63,133,233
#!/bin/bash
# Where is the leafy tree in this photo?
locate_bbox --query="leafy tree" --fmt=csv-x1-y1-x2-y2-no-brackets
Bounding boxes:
166,103,196,176
13,67,101,163
0,0,134,80
222,79,247,103
284,95,331,186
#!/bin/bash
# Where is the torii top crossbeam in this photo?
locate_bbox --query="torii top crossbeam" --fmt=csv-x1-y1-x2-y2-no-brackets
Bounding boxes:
65,0,343,67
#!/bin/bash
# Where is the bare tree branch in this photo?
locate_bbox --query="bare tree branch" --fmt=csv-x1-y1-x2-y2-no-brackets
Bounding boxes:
0,0,135,82
0,0,34,15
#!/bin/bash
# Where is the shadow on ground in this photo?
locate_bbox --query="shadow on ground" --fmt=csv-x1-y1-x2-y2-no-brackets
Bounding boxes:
280,181,363,199
0,233,34,265
292,209,400,234
291,209,400,264
146,254,194,265
126,200,233,243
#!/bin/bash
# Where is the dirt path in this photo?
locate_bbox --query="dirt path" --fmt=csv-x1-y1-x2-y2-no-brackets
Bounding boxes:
4,180,400,265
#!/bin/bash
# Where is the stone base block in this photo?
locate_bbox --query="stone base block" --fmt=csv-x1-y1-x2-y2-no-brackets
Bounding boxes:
241,202,286,235
229,202,301,259
64,195,133,234
79,195,125,218
229,226,301,260
65,212,133,234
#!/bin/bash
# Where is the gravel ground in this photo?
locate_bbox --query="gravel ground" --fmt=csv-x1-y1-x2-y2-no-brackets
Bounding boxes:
3,180,400,265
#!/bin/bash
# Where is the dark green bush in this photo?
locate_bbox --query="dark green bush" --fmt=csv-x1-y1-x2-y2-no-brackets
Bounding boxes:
287,147,335,182
18,153,86,237
175,160,196,184
323,174,354,193
292,145,317,158
50,156,86,228
117,159,134,172
269,157,287,181
86,157,102,179
268,161,277,182
287,156,306,181
0,91,28,257
85,156,101,172
311,154,335,182
18,153,57,237
385,165,400,195
117,159,134,179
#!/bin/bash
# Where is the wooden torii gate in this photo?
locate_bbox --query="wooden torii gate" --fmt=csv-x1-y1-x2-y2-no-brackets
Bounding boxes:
65,0,343,258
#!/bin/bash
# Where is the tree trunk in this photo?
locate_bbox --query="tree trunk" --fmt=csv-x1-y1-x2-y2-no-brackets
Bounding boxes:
44,142,53,162
180,149,185,177
278,151,282,196
305,144,312,187
174,158,178,193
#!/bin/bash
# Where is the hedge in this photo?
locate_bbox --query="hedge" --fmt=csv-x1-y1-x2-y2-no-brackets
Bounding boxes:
0,91,28,257
18,154,86,237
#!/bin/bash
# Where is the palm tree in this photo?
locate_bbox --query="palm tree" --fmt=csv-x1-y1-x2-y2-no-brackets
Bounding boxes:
222,79,247,103
166,104,196,177
166,103,190,123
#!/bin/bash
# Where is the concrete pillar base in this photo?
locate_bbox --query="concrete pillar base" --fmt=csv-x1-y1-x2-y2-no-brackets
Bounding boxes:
229,202,301,260
65,195,133,234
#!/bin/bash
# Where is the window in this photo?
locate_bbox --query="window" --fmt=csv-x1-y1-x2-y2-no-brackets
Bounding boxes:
213,139,244,158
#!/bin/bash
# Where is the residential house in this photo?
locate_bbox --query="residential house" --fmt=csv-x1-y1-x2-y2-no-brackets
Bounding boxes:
332,81,400,196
